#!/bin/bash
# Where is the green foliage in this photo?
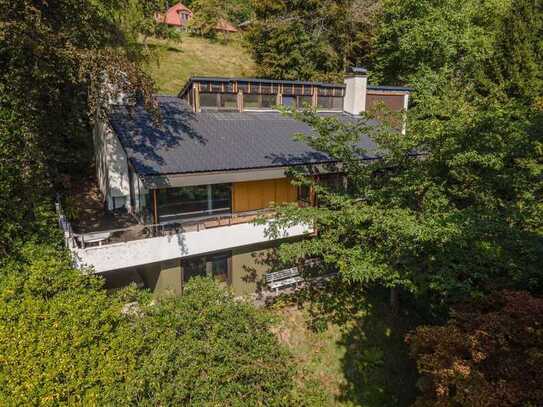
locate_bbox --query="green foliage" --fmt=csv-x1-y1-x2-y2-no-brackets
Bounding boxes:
266,82,543,304
189,0,250,39
182,0,252,25
247,0,382,80
0,244,295,405
189,0,224,39
373,0,543,103
113,0,175,44
0,0,162,256
407,290,543,406
273,281,421,406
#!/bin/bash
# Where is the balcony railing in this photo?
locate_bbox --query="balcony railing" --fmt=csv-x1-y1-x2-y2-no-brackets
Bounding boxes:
57,200,275,250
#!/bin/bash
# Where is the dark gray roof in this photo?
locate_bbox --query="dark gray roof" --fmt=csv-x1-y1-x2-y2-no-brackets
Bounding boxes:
108,96,380,176
367,85,412,92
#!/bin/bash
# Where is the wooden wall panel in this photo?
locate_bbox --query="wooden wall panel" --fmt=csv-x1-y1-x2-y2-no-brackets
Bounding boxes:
366,93,405,112
233,178,297,212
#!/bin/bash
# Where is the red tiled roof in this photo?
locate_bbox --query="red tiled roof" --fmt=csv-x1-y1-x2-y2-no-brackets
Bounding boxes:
215,18,238,33
155,2,193,27
156,2,237,32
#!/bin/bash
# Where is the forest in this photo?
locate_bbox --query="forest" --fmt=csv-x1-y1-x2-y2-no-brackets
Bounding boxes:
0,0,542,405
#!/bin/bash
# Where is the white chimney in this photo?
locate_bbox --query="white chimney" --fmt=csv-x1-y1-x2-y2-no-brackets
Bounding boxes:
343,67,368,115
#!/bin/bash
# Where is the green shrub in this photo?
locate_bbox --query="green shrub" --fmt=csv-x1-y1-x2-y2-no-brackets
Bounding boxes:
0,244,295,405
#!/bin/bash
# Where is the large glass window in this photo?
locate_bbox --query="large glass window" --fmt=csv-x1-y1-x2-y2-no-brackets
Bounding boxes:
200,92,238,111
281,95,314,110
298,184,312,207
243,93,277,110
209,253,229,284
182,251,230,284
156,184,231,222
297,95,313,109
211,184,231,212
281,95,296,108
183,257,207,282
317,96,343,111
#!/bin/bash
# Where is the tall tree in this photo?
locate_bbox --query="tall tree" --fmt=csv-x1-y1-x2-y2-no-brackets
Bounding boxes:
247,0,381,80
0,0,163,257
373,0,543,103
265,80,543,306
188,0,226,39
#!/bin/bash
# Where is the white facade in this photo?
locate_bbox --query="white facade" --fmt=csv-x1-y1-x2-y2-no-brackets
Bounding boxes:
93,119,131,210
74,220,311,273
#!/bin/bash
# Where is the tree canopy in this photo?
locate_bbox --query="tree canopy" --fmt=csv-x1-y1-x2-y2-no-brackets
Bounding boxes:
261,0,543,308
246,0,382,80
0,0,163,258
0,244,295,405
267,86,542,306
373,0,543,102
407,290,543,406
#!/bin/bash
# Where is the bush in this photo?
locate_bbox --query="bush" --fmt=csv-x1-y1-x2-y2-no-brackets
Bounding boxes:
407,290,543,406
0,244,294,405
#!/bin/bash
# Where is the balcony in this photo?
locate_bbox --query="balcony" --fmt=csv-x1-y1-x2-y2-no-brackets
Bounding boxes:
71,208,276,249
59,203,310,275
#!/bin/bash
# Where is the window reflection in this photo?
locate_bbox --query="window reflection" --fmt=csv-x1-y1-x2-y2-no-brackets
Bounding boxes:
157,184,231,222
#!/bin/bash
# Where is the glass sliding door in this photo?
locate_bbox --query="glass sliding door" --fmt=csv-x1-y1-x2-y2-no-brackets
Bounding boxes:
211,184,231,213
156,183,232,222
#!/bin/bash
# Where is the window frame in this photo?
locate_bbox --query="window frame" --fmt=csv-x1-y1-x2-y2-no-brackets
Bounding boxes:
156,184,232,223
199,92,239,111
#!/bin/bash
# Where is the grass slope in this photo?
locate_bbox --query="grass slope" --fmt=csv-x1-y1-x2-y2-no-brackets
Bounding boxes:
145,34,256,95
271,287,420,406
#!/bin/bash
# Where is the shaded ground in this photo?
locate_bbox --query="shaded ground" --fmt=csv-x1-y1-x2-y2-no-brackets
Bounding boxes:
270,282,420,406
144,34,256,95
65,177,137,234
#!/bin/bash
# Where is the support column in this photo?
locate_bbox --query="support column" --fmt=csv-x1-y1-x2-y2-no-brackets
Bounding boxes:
152,189,159,224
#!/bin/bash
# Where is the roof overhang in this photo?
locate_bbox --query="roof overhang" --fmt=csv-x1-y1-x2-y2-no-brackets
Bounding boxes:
141,163,344,189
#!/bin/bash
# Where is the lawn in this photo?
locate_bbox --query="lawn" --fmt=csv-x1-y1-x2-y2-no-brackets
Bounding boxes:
144,34,256,95
270,284,420,406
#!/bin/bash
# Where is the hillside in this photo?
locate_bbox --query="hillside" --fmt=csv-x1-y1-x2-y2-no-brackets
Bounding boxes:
145,34,256,95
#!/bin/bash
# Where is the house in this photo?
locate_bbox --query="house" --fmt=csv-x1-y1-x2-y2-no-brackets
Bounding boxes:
155,3,193,29
60,68,410,297
156,2,238,33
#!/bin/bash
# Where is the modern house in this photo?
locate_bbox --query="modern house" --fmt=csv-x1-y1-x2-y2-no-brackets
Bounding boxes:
156,2,238,33
61,68,410,297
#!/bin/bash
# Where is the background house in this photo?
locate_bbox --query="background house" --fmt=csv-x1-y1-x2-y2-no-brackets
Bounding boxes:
156,2,238,33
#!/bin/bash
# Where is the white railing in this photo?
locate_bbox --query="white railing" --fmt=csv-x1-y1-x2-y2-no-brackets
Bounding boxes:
56,199,275,250
55,200,78,249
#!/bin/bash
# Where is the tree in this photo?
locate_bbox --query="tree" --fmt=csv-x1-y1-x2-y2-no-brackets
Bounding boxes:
373,0,543,103
0,0,163,258
181,0,252,25
407,290,543,406
246,0,382,80
189,0,224,39
265,79,543,307
0,244,295,405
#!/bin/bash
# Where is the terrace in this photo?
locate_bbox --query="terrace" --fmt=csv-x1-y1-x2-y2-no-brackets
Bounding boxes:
63,179,276,249
59,179,311,274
